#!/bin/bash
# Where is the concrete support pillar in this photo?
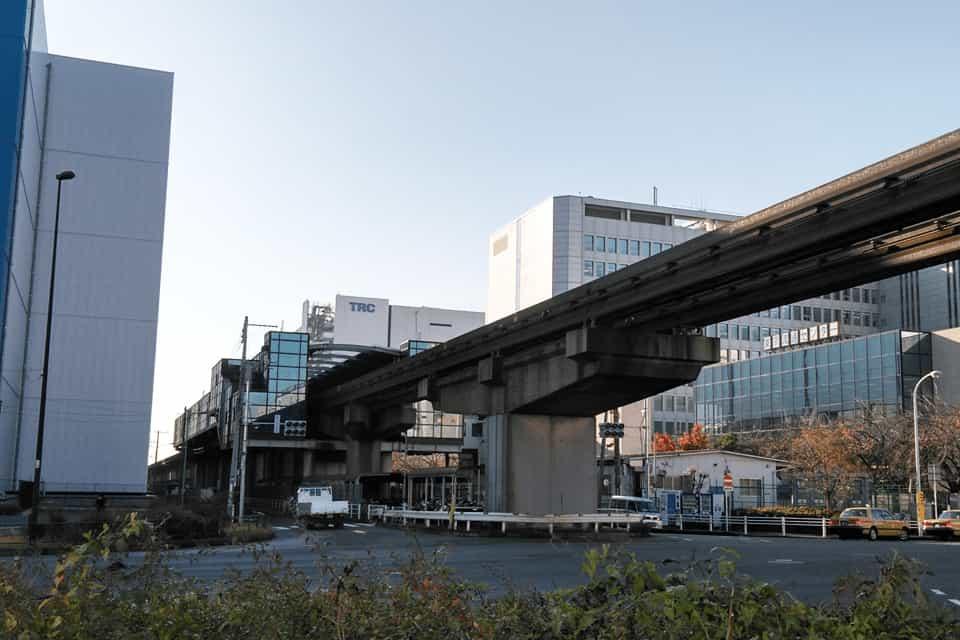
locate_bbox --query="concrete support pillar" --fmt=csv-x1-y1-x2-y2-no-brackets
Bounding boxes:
302,450,314,480
486,413,596,515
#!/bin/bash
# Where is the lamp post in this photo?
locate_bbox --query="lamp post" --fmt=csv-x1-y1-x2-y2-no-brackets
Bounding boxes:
913,369,941,535
28,170,76,541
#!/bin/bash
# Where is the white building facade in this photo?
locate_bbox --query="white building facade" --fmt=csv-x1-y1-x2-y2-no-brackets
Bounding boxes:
0,1,172,494
486,195,892,449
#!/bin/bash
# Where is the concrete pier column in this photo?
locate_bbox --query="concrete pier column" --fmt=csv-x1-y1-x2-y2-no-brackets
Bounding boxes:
486,413,595,515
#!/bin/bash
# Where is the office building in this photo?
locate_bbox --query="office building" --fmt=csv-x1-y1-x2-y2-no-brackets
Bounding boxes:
0,1,172,494
158,295,484,503
486,195,891,448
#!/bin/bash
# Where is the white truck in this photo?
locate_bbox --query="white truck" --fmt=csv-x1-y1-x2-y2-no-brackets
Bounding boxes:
294,486,349,529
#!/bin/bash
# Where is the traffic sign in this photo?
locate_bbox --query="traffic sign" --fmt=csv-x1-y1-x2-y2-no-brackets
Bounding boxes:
723,472,734,491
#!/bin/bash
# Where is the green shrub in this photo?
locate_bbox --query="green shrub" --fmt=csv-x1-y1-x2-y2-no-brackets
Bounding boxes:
224,523,274,544
1,514,957,639
736,505,835,518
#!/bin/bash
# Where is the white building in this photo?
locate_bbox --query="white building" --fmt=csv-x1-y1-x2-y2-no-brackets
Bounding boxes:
0,1,172,494
486,195,887,448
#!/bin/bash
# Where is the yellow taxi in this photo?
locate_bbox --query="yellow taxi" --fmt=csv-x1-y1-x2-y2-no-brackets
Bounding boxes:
832,506,910,541
922,509,960,540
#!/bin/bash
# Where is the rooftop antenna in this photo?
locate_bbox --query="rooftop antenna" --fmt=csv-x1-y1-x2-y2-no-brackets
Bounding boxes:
653,186,658,206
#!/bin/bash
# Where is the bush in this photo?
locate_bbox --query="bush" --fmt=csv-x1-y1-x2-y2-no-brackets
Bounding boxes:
224,523,274,544
1,515,957,639
735,505,835,518
150,506,223,541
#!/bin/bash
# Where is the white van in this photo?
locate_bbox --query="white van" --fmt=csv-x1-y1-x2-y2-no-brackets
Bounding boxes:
605,495,663,529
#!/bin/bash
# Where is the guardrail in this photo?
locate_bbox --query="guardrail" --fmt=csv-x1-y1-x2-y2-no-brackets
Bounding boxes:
663,513,923,538
378,509,657,535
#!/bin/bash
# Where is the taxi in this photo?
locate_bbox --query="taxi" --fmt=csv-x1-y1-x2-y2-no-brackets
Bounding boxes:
832,506,910,541
922,509,960,540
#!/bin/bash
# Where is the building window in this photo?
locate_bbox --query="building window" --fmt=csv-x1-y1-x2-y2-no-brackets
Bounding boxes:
595,236,606,252
653,396,664,411
595,262,605,277
583,234,594,251
760,327,770,339
471,422,483,437
813,307,822,322
751,326,760,342
629,240,640,256
618,239,628,254
834,309,843,322
718,323,729,338
852,288,861,303
720,349,729,362
853,311,862,326
583,260,593,276
842,289,851,301
663,242,673,251
781,306,790,320
771,307,780,319
843,310,851,325
641,241,651,258
802,306,812,321
873,312,880,327
740,479,761,496
607,262,617,273
652,242,662,255
607,237,617,253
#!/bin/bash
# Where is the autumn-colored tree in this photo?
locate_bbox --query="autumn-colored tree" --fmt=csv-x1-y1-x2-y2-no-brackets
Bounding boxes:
653,432,676,453
843,407,912,501
789,426,857,512
925,404,960,500
678,424,709,451
391,451,452,473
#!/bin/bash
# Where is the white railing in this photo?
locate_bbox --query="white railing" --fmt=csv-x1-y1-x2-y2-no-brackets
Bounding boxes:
379,509,658,534
663,513,922,538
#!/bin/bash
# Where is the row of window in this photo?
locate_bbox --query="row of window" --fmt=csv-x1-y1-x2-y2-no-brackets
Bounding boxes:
820,288,879,305
583,260,631,277
583,234,674,257
705,311,881,342
653,420,695,436
720,349,762,363
652,395,694,413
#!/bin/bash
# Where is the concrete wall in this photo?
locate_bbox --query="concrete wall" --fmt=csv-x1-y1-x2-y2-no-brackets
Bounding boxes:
505,414,595,515
485,197,553,323
880,262,960,333
931,328,960,405
333,294,389,347
13,54,172,493
387,305,484,348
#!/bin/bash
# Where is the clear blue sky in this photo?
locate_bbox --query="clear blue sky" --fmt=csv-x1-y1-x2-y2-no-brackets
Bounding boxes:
43,1,960,459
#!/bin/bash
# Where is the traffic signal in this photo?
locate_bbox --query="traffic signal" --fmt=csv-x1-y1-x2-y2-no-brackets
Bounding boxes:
599,422,624,438
283,420,307,437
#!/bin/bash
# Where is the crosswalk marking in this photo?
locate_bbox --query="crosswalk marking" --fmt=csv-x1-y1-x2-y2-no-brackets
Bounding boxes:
931,588,946,596
948,599,960,607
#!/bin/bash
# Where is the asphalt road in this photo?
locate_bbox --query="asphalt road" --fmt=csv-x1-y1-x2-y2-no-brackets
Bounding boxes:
144,523,960,608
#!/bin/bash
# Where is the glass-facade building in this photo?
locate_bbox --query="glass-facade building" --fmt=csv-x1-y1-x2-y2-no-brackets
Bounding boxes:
246,332,309,421
695,330,932,433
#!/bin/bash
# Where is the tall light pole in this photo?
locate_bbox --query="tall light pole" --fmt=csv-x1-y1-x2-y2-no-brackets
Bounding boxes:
913,369,941,535
28,170,76,541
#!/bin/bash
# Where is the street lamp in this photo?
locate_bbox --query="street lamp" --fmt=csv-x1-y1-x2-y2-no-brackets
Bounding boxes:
912,369,941,535
28,170,76,541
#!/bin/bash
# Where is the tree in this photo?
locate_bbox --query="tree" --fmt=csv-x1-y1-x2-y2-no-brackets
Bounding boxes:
788,426,857,513
925,404,960,504
653,433,676,453
843,407,912,501
678,424,709,451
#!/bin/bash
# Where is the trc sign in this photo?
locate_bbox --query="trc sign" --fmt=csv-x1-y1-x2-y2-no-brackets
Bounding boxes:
349,302,377,313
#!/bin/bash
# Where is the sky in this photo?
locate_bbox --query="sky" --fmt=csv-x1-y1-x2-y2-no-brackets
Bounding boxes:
42,1,960,460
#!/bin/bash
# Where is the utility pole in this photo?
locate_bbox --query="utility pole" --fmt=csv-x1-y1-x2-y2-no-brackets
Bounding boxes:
613,408,622,496
152,430,167,465
597,425,607,508
229,315,277,522
179,406,188,506
226,316,247,520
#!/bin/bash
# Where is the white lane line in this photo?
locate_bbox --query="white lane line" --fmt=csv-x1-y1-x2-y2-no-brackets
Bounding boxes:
344,523,360,528
931,588,946,596
352,529,368,535
273,526,290,531
769,559,804,565
948,599,960,607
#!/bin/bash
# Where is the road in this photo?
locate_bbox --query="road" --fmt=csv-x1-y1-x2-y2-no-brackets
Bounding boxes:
149,523,960,608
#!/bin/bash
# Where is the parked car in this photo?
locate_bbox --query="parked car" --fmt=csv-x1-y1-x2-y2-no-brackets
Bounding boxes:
602,495,663,529
922,509,960,539
832,506,909,541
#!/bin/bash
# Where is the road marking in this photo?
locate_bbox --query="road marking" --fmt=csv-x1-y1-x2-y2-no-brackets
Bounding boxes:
931,588,946,596
949,599,960,607
352,529,368,535
344,523,360,528
768,559,805,565
273,526,290,531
